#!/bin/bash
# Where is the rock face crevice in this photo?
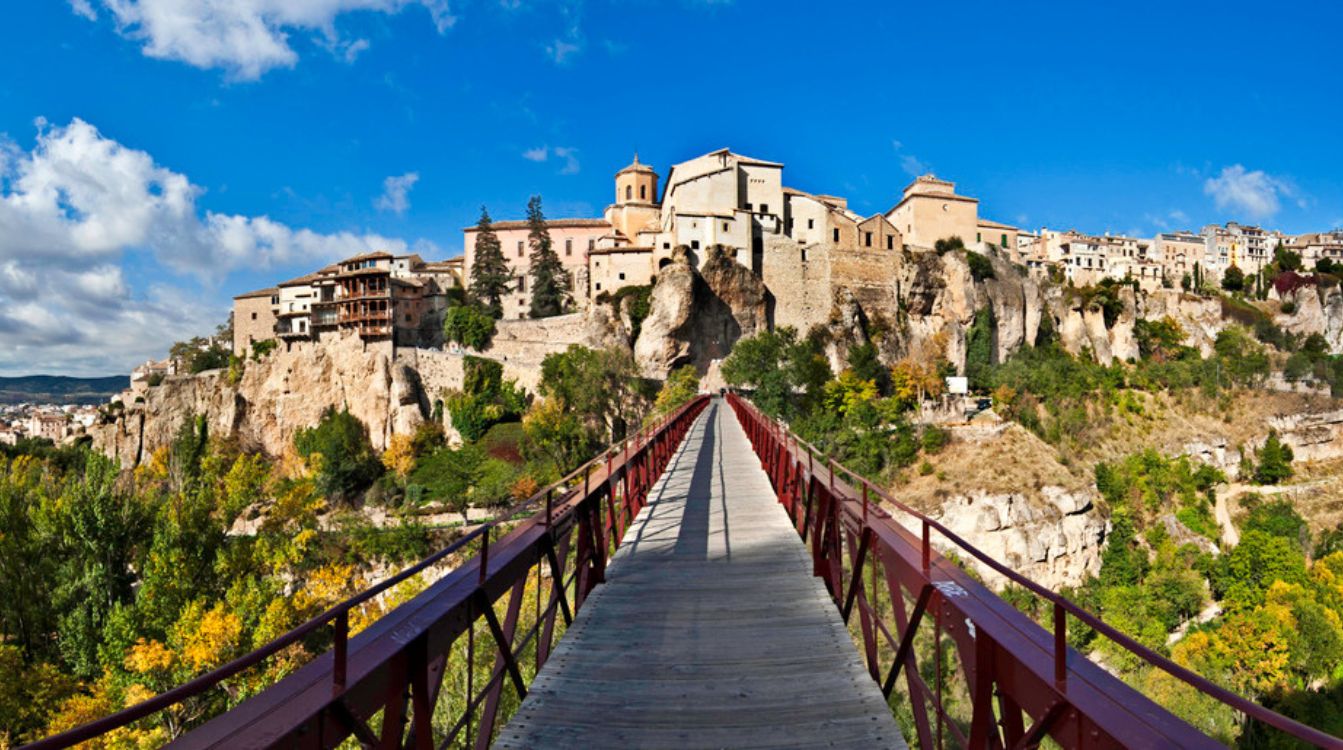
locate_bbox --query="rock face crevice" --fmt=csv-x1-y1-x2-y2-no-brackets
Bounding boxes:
634,245,768,377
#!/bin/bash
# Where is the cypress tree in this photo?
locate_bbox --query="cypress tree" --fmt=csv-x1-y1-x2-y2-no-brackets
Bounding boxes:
526,195,571,318
468,206,511,318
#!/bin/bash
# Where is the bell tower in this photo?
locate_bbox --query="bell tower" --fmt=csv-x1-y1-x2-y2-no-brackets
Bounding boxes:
606,153,661,243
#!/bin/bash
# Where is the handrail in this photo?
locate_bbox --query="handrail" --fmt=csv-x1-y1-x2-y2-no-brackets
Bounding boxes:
24,394,711,749
727,392,1343,749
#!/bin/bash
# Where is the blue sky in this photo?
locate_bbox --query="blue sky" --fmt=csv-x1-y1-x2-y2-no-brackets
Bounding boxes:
2,0,1341,376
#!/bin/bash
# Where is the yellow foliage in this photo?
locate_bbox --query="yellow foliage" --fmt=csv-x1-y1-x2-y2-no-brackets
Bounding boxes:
121,684,157,708
177,603,243,673
124,639,174,675
822,371,879,416
381,434,416,477
509,474,540,502
890,359,943,405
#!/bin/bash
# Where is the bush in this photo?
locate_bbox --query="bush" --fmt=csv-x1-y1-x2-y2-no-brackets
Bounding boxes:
250,339,278,360
933,236,966,255
1222,265,1245,292
920,425,949,453
293,408,383,503
443,304,496,350
1281,300,1298,315
598,285,653,341
966,251,996,282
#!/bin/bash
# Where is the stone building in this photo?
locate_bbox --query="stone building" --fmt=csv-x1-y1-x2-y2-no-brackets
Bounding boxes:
232,251,460,353
232,287,278,355
885,175,980,251
462,218,607,320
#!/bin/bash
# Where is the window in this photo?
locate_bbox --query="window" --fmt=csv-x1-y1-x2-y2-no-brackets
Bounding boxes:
595,283,602,291
801,249,808,262
251,312,257,320
626,185,632,200
565,239,573,256
663,242,671,249
691,240,700,250
865,232,872,247
619,272,626,280
405,314,412,323
1002,233,1009,247
887,235,894,250
745,202,753,211
833,228,840,242
517,275,526,292
760,204,769,214
517,241,524,257
640,185,646,200
589,239,595,251
723,222,729,232
807,219,815,229
976,232,982,243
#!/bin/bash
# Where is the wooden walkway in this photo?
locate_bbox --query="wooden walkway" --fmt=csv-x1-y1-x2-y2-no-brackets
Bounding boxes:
495,399,906,749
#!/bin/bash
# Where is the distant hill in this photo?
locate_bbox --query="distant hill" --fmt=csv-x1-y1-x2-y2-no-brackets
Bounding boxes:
0,375,127,405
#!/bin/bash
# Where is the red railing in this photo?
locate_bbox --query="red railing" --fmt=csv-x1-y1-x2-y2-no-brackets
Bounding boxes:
25,395,710,750
727,393,1343,750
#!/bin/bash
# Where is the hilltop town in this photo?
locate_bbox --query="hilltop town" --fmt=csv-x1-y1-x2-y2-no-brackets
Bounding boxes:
221,148,1341,365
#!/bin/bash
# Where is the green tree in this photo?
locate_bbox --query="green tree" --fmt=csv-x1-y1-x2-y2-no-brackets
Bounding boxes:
1222,264,1245,292
443,303,496,350
42,452,153,677
649,366,700,422
846,343,890,396
525,196,571,318
721,327,831,418
293,408,382,503
468,206,512,318
538,345,648,440
1212,530,1306,610
1275,246,1303,273
964,307,996,389
1254,431,1294,485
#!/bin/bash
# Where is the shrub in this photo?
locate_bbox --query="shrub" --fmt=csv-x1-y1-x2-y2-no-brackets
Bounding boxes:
920,425,949,453
293,408,383,503
443,304,496,350
1253,431,1294,485
933,236,966,255
966,251,996,282
1281,300,1298,315
250,339,278,360
1221,265,1245,292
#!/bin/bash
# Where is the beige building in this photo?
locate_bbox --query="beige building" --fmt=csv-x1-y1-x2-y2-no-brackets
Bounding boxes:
885,176,979,251
462,218,607,319
1153,232,1208,284
232,287,278,355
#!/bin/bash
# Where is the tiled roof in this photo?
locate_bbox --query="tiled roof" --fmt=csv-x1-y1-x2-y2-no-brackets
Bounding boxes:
233,287,278,300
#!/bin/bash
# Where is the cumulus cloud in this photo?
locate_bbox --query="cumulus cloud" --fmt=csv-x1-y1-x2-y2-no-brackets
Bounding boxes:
0,118,425,375
74,0,455,79
521,145,579,174
1203,164,1302,220
375,171,419,214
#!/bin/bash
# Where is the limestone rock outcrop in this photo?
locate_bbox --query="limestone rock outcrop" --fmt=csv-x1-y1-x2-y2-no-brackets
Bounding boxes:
634,245,768,377
909,485,1107,590
91,334,448,467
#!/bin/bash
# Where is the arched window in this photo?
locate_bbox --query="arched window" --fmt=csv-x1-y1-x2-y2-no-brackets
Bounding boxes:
640,185,646,200
625,185,632,200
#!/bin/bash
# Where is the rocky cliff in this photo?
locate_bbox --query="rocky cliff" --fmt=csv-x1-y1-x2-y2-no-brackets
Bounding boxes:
634,245,769,378
91,335,452,466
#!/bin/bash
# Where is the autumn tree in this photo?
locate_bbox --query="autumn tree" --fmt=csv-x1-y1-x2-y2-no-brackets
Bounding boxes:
525,196,571,318
467,206,512,318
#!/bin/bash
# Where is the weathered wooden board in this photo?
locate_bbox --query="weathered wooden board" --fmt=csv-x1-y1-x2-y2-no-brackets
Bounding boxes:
496,400,907,749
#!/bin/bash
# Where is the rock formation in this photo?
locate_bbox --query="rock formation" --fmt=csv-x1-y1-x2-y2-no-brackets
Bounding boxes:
907,485,1107,590
634,245,768,377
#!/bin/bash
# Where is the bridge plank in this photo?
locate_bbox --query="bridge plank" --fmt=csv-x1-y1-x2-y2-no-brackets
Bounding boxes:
496,400,906,749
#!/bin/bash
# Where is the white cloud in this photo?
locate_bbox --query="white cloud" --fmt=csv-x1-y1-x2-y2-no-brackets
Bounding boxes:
375,171,419,214
76,0,455,80
521,145,579,174
1203,164,1301,220
0,118,427,375
545,38,580,64
69,0,98,20
891,139,928,177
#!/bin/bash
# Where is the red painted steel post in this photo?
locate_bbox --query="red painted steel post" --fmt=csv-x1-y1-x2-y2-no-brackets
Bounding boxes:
545,487,553,527
332,609,348,694
1054,601,1067,691
479,525,490,586
921,519,931,575
862,481,869,526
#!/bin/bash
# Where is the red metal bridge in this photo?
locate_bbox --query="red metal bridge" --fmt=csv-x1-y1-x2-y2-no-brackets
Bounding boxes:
26,395,1343,749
